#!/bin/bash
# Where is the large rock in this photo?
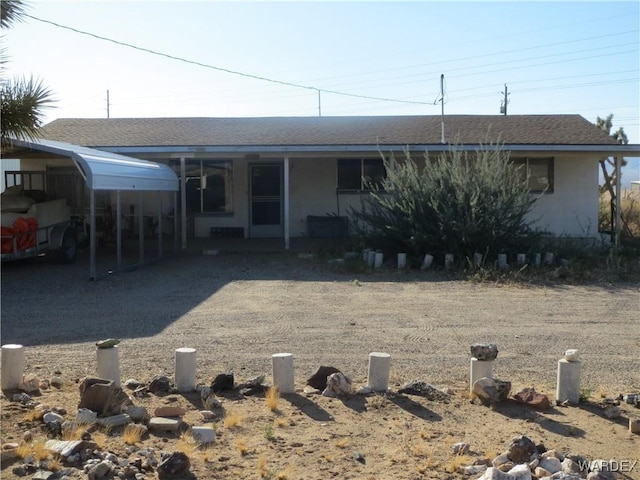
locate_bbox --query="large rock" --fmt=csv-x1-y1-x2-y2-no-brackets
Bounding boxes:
154,406,186,417
78,377,131,417
512,387,551,410
507,435,538,464
158,451,190,477
210,373,234,393
473,377,511,404
398,381,451,402
476,467,518,479
470,343,499,361
148,417,182,432
44,439,97,458
322,372,352,397
306,366,341,391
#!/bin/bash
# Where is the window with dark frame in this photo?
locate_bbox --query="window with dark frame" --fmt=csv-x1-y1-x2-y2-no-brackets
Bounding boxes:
171,159,233,213
511,157,554,193
337,158,386,191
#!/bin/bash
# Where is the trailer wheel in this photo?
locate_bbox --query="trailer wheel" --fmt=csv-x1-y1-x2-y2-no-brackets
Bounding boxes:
59,227,78,264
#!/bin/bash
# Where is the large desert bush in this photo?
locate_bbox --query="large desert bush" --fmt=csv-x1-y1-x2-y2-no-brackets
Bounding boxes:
350,143,544,263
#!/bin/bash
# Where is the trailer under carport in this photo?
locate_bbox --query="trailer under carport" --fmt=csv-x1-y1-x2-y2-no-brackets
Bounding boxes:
8,138,179,280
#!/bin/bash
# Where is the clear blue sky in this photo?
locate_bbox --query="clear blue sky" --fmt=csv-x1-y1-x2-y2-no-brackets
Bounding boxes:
3,1,639,177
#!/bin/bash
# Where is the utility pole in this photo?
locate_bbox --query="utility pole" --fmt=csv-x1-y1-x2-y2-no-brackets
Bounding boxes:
439,74,445,144
106,90,110,118
500,84,509,115
317,89,322,117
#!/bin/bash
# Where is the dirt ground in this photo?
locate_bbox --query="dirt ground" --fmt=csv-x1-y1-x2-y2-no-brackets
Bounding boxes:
1,249,639,479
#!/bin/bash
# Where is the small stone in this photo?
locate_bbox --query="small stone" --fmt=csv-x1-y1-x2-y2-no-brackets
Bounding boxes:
148,375,172,393
1,443,19,462
563,349,579,362
352,451,365,464
45,439,97,457
602,404,621,419
306,366,342,391
191,426,215,445
96,338,120,349
538,455,562,473
507,463,532,479
561,457,581,474
124,379,142,389
76,408,98,425
50,377,63,389
43,411,64,424
32,469,54,480
148,417,182,432
452,442,470,455
470,343,499,361
535,466,552,478
19,374,41,393
630,418,640,434
492,452,510,468
464,465,487,475
12,465,27,477
126,405,150,422
303,385,321,394
476,467,518,479
87,460,113,480
23,430,33,442
154,406,186,417
98,413,131,428
200,410,217,420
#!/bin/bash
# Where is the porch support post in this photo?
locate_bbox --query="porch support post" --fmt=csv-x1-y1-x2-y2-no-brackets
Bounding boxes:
116,190,122,269
614,156,621,248
89,189,96,280
138,192,144,264
158,193,163,257
180,157,187,250
283,156,290,250
173,191,178,251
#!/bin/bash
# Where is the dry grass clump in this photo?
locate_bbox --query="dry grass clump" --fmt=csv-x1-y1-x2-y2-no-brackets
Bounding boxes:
176,432,199,457
122,424,146,445
32,439,50,461
23,409,44,422
62,424,85,441
443,454,473,473
265,387,280,412
15,443,32,460
223,408,246,429
235,437,250,456
257,454,268,477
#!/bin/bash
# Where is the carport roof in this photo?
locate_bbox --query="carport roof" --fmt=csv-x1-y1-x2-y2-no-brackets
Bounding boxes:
11,138,178,191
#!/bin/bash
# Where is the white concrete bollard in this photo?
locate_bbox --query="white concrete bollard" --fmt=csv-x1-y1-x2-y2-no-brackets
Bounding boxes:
445,253,454,270
498,254,508,269
1,344,25,390
473,252,483,267
516,253,526,265
374,252,384,268
367,352,391,392
96,346,121,388
470,357,494,392
362,248,371,262
556,358,581,405
397,253,407,269
272,353,295,394
534,253,541,267
175,347,197,392
421,254,434,270
367,250,376,267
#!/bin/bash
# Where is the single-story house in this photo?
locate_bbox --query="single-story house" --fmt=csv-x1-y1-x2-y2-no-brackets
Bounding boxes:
15,114,640,251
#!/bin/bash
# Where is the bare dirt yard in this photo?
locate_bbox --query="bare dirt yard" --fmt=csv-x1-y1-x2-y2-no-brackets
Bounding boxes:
1,250,639,479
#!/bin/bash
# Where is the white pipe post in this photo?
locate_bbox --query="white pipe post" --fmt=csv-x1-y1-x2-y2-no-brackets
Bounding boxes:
498,253,508,269
473,252,482,267
283,157,290,250
367,352,391,392
469,357,494,392
96,346,121,388
1,344,25,390
556,357,581,405
272,353,295,394
397,253,407,269
422,254,434,269
175,347,197,392
374,252,384,268
367,250,376,267
516,253,526,265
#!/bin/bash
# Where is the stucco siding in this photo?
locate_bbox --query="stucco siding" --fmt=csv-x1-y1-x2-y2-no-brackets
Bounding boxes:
527,154,599,237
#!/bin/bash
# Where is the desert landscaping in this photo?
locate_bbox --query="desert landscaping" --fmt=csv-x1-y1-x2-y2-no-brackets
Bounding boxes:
1,249,639,480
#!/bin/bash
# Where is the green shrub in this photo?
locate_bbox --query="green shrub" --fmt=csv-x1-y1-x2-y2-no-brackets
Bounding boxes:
350,143,545,261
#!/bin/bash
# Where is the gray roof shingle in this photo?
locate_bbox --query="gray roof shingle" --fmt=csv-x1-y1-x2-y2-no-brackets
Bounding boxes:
40,114,619,148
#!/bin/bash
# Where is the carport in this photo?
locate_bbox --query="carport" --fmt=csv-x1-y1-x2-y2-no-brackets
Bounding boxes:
9,138,179,280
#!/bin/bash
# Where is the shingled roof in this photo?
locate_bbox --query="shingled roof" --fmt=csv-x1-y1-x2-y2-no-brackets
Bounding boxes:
40,114,619,149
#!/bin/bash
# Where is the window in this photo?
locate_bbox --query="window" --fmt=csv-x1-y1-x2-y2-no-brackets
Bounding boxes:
172,159,233,213
511,157,554,192
337,158,386,191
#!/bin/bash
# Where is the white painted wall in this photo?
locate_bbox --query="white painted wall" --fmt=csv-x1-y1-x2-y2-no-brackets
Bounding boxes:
527,154,599,237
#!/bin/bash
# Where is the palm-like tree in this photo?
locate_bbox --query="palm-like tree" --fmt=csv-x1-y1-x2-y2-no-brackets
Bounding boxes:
1,0,55,149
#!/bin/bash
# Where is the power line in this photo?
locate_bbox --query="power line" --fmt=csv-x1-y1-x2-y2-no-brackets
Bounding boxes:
24,13,432,107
